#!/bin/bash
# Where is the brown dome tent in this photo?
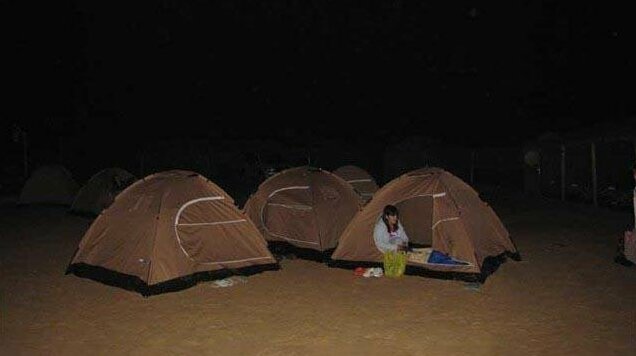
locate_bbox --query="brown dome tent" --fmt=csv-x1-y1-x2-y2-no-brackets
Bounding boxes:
330,167,518,281
333,165,379,203
18,164,79,205
70,167,136,216
243,166,362,256
67,170,277,295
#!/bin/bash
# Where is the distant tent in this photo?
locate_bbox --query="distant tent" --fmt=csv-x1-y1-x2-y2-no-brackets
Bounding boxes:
331,168,518,280
19,165,79,205
70,167,136,216
333,165,379,203
243,166,362,254
67,170,277,295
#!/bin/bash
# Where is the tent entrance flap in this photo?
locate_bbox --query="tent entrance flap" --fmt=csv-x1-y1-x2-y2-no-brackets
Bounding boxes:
396,195,434,246
261,186,320,246
175,197,272,264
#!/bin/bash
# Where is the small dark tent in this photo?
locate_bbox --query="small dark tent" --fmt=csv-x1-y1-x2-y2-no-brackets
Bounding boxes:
70,167,136,216
333,165,379,203
18,165,79,205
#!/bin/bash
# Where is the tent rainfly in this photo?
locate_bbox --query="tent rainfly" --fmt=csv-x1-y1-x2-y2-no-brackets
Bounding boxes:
67,170,278,295
330,167,518,281
243,166,362,255
333,165,379,203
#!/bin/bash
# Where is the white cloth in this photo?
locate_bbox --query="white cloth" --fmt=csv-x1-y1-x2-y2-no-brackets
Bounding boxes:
373,218,409,253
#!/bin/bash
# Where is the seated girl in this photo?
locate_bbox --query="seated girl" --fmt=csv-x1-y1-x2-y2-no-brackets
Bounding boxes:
373,204,409,253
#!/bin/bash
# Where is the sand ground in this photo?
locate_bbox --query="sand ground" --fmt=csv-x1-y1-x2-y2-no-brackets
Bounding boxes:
1,196,635,355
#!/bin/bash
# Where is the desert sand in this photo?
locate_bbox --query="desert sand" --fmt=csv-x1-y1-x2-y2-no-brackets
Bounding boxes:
1,196,635,355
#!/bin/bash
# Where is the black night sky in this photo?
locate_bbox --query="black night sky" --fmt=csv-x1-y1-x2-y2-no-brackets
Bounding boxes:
4,1,633,149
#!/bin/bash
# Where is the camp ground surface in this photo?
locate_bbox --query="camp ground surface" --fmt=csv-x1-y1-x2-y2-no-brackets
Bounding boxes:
1,195,635,355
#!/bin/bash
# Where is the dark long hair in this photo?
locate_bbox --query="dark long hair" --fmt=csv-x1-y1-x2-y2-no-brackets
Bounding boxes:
382,204,400,233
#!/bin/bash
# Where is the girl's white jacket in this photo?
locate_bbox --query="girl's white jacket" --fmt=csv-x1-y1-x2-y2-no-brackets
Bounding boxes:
373,218,409,253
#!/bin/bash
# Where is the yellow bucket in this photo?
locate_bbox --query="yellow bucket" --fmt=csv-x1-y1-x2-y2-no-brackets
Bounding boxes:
383,251,407,278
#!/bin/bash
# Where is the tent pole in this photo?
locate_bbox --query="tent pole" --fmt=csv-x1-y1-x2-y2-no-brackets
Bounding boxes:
561,144,566,202
591,142,597,207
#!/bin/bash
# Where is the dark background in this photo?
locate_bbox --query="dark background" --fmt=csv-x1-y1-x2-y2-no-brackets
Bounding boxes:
2,1,633,202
